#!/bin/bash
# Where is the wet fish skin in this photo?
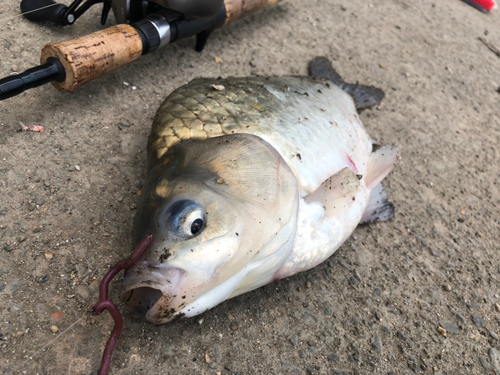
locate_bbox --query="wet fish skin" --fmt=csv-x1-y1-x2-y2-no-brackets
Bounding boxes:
123,75,400,324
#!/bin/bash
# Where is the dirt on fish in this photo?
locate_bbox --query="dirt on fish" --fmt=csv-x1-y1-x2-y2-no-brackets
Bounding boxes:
1,1,500,374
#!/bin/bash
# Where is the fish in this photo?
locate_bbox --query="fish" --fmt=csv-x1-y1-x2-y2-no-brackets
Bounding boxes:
121,57,400,325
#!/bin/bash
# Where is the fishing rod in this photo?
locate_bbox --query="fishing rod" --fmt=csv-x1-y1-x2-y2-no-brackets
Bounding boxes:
0,0,283,100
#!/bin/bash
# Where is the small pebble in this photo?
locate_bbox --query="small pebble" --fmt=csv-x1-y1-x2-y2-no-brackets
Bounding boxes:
480,357,491,372
39,275,49,283
118,119,132,128
44,252,53,260
372,335,384,354
214,56,223,63
442,284,451,291
75,165,80,171
327,354,339,362
50,325,59,333
489,328,499,340
437,326,447,337
469,301,480,311
472,316,484,328
489,348,500,373
397,331,408,341
452,311,466,324
205,353,210,363
306,281,312,288
380,325,391,334
495,302,500,312
51,311,63,321
439,320,459,334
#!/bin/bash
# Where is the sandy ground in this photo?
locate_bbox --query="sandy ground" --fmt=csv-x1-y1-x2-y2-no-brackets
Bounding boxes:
1,0,500,374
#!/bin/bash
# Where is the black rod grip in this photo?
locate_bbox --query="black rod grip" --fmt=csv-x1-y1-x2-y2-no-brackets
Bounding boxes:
0,58,66,100
20,0,67,24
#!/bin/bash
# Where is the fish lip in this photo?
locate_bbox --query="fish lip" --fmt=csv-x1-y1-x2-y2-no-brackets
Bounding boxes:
121,262,184,324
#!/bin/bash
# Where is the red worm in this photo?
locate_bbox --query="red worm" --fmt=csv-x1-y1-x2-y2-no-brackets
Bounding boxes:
92,234,153,375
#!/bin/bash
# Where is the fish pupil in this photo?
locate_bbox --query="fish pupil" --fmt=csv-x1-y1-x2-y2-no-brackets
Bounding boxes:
190,219,204,235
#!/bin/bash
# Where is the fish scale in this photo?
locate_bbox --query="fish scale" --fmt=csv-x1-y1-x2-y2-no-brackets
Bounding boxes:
149,79,281,163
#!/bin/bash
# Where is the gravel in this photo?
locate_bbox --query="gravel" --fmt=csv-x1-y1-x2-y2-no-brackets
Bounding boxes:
1,1,499,374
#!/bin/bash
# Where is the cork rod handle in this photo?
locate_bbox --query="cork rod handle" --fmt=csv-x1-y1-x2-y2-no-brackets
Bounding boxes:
223,0,283,25
40,24,143,92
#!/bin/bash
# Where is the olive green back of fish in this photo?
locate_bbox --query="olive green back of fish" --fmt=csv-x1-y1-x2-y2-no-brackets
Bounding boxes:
149,77,286,167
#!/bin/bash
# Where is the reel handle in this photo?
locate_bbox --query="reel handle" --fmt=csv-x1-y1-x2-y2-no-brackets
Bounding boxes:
20,0,68,24
224,0,282,25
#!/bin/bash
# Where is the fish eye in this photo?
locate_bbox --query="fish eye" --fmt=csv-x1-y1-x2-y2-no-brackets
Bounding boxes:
190,218,204,235
165,200,205,238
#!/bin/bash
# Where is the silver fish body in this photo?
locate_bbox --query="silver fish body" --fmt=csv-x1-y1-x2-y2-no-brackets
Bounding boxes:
122,76,400,324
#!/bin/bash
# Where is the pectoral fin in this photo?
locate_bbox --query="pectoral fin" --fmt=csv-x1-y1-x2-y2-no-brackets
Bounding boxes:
305,167,365,218
276,168,367,279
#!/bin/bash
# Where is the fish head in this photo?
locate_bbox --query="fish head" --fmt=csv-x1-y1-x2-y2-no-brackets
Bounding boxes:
122,134,298,324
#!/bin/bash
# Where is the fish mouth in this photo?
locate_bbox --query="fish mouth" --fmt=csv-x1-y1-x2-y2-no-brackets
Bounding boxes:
122,287,164,318
120,262,184,324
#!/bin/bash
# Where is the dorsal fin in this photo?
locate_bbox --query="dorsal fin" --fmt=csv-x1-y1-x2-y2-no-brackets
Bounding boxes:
308,56,385,110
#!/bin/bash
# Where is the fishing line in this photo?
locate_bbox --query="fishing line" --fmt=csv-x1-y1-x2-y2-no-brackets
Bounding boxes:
0,1,70,26
13,313,89,372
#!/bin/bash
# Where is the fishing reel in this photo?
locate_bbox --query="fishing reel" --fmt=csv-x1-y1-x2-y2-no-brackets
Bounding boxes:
1,0,282,100
21,0,223,25
20,0,225,50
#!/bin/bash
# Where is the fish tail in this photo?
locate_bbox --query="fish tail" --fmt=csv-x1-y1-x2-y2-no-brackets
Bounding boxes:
360,182,395,223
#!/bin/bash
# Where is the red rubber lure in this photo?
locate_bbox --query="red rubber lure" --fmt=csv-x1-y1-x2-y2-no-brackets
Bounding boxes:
92,234,154,375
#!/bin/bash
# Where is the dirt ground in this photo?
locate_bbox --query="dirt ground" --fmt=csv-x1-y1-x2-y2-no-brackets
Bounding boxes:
1,0,500,374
